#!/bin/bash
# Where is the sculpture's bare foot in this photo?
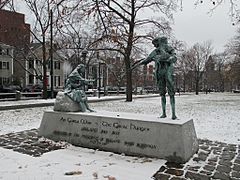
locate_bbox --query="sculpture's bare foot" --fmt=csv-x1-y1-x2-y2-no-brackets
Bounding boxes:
160,114,167,118
172,115,177,120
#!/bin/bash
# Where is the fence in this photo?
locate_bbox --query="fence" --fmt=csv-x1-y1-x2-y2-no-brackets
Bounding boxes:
0,91,42,101
0,89,158,101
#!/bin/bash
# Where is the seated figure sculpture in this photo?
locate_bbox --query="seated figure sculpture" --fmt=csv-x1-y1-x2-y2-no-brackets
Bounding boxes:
64,64,94,112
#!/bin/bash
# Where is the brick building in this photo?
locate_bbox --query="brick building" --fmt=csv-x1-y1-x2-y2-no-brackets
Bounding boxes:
0,9,30,48
0,9,30,86
104,56,155,91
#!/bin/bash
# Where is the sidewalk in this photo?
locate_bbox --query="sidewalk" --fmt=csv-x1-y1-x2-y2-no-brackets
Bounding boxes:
0,94,159,111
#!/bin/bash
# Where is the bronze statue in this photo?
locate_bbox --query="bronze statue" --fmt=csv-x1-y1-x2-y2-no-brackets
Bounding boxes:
139,37,177,119
64,64,94,112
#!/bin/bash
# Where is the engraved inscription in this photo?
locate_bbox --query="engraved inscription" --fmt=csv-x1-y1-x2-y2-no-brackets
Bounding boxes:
100,130,108,134
81,127,98,133
124,141,134,146
106,138,120,144
111,131,120,135
136,143,156,149
60,117,92,125
55,116,157,150
113,122,128,129
130,123,150,132
53,130,71,136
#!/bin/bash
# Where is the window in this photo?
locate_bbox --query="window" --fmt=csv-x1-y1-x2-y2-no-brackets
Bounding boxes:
47,75,49,86
3,77,9,84
54,76,61,87
89,66,93,75
1,62,9,69
36,60,41,66
54,76,56,87
29,74,34,84
0,48,2,55
47,61,51,69
28,58,34,69
54,61,60,69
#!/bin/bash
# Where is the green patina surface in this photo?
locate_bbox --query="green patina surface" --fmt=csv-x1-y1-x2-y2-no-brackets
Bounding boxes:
64,64,94,112
141,37,177,119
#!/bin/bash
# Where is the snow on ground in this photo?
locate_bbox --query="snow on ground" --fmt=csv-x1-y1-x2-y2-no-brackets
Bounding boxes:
0,92,239,179
0,145,163,180
91,92,240,144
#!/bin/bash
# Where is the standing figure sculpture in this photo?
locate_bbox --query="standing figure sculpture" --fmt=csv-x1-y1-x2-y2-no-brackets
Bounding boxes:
140,36,177,119
64,64,94,112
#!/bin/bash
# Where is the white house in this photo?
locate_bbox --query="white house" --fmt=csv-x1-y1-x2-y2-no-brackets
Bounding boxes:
0,42,14,86
25,43,66,89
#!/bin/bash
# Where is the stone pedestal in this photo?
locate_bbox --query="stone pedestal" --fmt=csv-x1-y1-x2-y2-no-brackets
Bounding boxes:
39,111,199,163
53,92,81,112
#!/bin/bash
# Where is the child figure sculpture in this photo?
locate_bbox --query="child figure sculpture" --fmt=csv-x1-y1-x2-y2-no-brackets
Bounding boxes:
140,37,177,119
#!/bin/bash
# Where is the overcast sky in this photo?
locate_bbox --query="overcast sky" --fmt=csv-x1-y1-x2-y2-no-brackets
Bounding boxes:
173,1,238,53
15,1,238,53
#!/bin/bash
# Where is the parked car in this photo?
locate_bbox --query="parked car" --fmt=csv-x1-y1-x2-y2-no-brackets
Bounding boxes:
233,89,240,93
23,84,43,92
0,85,21,93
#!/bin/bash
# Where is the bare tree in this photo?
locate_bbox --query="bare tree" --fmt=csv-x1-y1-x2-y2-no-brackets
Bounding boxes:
55,10,94,66
204,54,227,93
217,53,229,91
0,0,11,9
16,0,79,98
79,0,179,101
176,51,190,92
194,0,240,25
182,41,213,94
225,27,240,90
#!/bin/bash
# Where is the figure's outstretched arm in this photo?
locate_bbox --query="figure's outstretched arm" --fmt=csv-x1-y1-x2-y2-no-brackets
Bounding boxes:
141,50,157,65
131,50,157,70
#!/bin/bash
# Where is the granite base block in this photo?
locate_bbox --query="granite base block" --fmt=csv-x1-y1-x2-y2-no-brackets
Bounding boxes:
39,111,199,163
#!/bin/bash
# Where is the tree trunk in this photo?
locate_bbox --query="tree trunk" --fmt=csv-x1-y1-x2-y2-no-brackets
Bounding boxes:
125,58,132,101
183,72,186,92
42,38,48,99
195,78,199,95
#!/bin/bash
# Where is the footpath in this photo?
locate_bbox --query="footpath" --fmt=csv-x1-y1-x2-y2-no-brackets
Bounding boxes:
0,94,159,111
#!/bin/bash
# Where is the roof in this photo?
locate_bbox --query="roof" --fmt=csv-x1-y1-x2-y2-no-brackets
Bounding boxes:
28,42,67,61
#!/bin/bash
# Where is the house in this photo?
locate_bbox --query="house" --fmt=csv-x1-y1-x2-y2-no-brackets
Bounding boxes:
25,43,66,90
0,42,14,86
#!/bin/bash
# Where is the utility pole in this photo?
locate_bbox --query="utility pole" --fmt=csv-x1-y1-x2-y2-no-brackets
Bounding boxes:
81,49,88,76
81,49,88,91
98,62,101,98
50,9,54,98
97,52,101,98
143,64,147,89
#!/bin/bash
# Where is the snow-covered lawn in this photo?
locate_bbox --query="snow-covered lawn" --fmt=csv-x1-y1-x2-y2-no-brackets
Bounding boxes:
91,92,240,144
0,92,239,179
